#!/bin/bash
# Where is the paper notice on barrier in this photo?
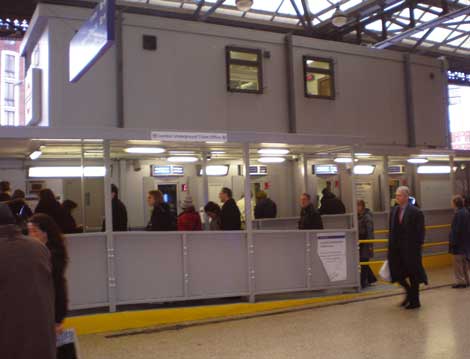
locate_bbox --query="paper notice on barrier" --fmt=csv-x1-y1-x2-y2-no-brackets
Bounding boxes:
317,233,347,282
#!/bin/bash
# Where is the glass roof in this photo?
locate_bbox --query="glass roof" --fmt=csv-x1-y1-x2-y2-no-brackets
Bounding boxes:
119,0,470,56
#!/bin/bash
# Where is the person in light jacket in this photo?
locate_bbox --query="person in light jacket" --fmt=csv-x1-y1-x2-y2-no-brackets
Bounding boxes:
449,195,470,288
357,200,377,288
0,204,56,359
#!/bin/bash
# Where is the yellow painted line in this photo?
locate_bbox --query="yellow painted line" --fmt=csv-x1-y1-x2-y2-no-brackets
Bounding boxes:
359,239,388,243
423,241,448,248
65,253,453,336
374,224,450,235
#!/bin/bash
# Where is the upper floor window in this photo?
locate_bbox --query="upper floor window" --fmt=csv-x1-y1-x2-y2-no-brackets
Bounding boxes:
226,47,263,94
303,56,335,100
4,54,16,79
1,50,20,126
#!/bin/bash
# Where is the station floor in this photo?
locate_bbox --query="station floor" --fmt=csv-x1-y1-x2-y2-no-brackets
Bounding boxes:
78,267,470,359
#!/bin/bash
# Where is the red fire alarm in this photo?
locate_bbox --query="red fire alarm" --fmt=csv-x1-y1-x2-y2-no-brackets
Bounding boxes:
181,184,188,192
264,182,270,190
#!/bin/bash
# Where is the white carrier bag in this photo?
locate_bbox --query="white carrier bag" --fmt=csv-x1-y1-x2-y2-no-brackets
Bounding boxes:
379,260,392,282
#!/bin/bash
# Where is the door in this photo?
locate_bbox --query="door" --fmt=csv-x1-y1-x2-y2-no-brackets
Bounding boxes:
157,184,178,216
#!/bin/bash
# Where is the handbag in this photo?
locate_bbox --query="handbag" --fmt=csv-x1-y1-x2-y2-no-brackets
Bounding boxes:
379,260,392,282
57,328,80,359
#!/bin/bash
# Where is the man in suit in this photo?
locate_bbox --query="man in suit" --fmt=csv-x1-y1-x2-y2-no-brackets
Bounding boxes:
219,187,242,231
388,186,427,309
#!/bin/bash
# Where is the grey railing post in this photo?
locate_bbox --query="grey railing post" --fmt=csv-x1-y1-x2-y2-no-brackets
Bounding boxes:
350,148,361,291
182,233,189,298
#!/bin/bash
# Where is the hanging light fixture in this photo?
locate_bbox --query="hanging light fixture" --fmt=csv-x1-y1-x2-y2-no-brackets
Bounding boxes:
236,0,253,12
332,6,347,27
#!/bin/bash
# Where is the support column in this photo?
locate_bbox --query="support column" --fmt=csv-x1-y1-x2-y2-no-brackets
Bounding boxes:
243,143,255,303
303,155,309,194
103,140,117,312
115,10,124,128
382,155,390,213
202,152,209,229
80,140,87,231
450,155,456,195
350,148,361,291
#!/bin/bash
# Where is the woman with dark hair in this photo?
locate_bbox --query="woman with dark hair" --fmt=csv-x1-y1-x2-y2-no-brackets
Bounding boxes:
28,213,69,335
357,199,377,288
204,201,222,230
146,190,176,231
35,189,66,232
62,200,83,234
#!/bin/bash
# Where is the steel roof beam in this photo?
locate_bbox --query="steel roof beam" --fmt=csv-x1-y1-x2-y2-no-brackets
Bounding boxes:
374,5,470,49
193,0,205,19
199,0,225,21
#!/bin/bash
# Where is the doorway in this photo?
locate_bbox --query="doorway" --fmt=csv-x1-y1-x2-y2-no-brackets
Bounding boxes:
157,184,178,216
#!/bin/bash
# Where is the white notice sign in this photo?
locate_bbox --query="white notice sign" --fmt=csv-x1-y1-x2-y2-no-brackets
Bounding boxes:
151,131,227,143
317,232,347,282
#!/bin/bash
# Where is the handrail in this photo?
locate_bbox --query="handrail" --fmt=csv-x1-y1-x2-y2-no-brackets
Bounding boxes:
374,223,451,235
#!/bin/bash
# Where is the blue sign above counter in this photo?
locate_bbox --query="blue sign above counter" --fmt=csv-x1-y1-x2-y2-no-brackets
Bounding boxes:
69,0,115,82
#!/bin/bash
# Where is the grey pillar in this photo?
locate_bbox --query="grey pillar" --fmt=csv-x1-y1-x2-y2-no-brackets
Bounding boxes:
303,155,309,194
103,140,117,312
80,140,87,231
450,155,456,195
243,143,255,302
202,152,209,229
350,149,361,291
116,10,124,128
382,155,390,213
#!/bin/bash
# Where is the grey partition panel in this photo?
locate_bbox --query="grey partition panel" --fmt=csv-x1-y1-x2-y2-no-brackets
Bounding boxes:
424,209,453,227
322,214,352,229
66,234,108,309
186,232,249,297
114,232,184,304
373,212,388,231
310,231,359,289
253,231,308,293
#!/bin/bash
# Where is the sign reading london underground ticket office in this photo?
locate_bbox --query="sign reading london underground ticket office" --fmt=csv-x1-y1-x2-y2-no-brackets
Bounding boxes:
317,233,347,282
69,0,115,83
151,131,228,143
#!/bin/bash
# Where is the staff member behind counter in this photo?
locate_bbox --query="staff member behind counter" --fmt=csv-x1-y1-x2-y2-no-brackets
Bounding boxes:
299,193,323,230
146,190,177,231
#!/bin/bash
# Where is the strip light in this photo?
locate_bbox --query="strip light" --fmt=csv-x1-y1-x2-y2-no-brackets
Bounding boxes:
258,157,285,163
29,150,42,160
125,147,166,154
167,156,198,163
417,166,451,174
258,148,290,155
334,157,352,163
353,165,376,175
408,158,429,164
200,165,230,176
29,166,106,178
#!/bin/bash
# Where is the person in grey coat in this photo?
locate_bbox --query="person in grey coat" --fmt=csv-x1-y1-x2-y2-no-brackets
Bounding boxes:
357,200,377,288
0,203,56,359
449,195,470,288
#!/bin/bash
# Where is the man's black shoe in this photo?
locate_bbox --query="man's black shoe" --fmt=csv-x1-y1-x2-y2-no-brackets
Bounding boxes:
405,303,421,310
452,284,468,289
400,297,409,307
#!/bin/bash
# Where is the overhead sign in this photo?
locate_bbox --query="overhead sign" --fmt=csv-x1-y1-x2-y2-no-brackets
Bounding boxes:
24,67,42,126
313,164,338,175
448,70,470,86
317,232,347,282
151,131,228,143
151,165,184,177
69,0,115,83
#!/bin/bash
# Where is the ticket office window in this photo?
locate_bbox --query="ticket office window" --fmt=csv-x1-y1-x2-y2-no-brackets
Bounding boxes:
303,56,335,100
226,47,263,94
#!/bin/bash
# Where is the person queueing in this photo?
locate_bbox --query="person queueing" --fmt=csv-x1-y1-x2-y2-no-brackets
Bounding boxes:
146,190,176,231
319,188,346,215
0,181,12,202
219,187,242,230
357,200,377,288
388,186,427,310
62,199,83,234
28,213,69,337
299,193,323,230
0,204,56,359
254,191,277,219
8,189,33,233
35,188,67,231
178,196,202,231
102,184,128,232
449,195,470,288
204,201,222,230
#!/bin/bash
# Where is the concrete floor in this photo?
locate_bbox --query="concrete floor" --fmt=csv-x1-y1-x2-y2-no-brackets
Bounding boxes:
79,274,470,359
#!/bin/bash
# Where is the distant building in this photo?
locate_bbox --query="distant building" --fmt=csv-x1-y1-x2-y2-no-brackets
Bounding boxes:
0,38,25,126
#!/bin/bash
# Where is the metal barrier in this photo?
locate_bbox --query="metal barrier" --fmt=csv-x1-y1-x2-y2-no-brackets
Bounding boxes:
65,229,359,311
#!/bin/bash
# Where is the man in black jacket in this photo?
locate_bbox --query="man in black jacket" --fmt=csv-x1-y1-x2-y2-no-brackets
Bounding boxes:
254,191,277,219
388,186,427,310
449,195,470,288
103,185,128,231
319,188,346,215
219,187,241,230
299,193,323,230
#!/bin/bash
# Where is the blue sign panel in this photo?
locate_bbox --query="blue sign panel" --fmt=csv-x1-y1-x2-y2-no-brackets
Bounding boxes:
69,0,115,82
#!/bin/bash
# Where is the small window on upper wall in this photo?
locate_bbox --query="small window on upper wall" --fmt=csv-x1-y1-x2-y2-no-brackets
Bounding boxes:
226,47,263,94
303,56,335,100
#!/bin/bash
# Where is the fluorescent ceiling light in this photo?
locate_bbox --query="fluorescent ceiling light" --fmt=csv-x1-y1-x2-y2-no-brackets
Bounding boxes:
332,6,347,27
206,141,225,144
407,158,429,164
125,147,166,154
167,156,198,163
236,0,253,12
355,153,372,157
29,166,105,178
258,148,290,155
200,165,230,176
169,150,195,155
211,150,226,154
418,154,449,158
258,157,286,163
334,157,353,163
353,165,376,175
29,150,42,160
417,165,451,174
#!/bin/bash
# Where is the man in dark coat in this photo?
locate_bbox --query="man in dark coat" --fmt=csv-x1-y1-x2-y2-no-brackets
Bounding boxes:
449,195,470,288
0,181,11,202
299,193,323,230
254,191,277,219
219,187,242,230
0,204,56,359
319,188,346,215
388,186,427,309
102,184,128,232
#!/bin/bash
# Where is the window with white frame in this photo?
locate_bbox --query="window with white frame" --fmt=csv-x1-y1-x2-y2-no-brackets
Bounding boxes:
1,51,20,126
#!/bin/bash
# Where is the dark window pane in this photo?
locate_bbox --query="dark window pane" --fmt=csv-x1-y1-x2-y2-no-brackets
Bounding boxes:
4,83,15,106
